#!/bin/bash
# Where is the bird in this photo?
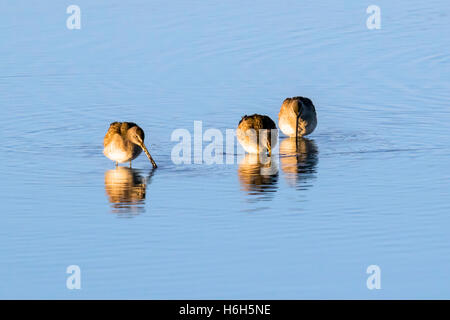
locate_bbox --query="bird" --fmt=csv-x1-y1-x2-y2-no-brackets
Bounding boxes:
103,122,157,168
278,96,317,138
236,114,278,155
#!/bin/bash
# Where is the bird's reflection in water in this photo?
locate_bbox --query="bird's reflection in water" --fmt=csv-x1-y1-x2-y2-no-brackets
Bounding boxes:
280,137,318,190
104,167,154,216
238,154,278,199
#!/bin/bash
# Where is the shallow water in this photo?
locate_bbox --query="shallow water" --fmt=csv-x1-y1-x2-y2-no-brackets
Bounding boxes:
1,0,449,298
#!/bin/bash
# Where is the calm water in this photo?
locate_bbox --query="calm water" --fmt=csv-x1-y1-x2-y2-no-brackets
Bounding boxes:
1,0,449,299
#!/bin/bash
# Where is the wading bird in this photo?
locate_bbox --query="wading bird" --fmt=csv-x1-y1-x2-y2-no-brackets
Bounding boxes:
236,114,278,155
278,97,317,138
103,122,157,168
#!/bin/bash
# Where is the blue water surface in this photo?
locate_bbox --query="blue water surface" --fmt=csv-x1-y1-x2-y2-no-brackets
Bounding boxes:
0,0,449,299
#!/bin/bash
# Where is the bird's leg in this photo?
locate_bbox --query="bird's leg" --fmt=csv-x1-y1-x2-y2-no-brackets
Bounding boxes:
115,161,118,167
129,161,132,168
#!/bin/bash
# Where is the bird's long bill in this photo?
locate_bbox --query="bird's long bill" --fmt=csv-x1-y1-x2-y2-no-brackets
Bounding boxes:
139,142,157,168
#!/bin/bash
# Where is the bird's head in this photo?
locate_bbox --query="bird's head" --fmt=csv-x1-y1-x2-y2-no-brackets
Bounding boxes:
127,126,145,147
127,126,157,168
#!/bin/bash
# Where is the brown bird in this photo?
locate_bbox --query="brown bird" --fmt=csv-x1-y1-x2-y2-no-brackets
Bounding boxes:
103,122,157,168
278,97,317,138
236,114,278,155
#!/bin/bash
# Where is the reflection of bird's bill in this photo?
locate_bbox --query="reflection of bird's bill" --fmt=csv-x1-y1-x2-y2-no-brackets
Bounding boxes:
239,154,278,176
260,163,278,176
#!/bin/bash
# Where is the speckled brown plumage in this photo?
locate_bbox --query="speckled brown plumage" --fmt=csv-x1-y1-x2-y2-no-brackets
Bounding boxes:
103,122,157,168
103,122,144,147
236,114,278,154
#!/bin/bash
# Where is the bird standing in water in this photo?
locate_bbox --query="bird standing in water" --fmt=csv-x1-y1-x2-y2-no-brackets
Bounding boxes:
236,114,278,155
278,97,317,138
103,122,157,168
